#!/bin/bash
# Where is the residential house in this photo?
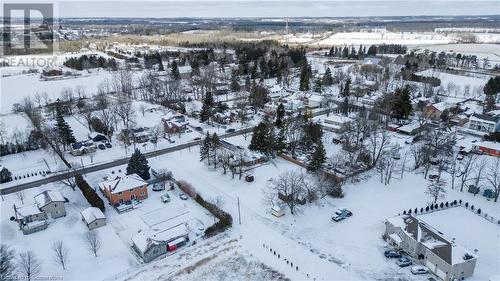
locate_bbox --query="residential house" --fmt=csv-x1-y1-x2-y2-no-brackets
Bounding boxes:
34,190,66,219
308,94,327,108
98,174,148,206
396,122,425,136
162,113,188,134
14,204,48,235
468,113,500,133
385,215,477,281
424,102,453,120
321,114,353,133
132,224,189,262
282,98,304,112
219,140,267,167
81,207,107,230
41,66,63,78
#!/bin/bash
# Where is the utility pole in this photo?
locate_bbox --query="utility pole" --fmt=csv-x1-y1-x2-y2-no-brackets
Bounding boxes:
80,158,86,176
237,196,241,225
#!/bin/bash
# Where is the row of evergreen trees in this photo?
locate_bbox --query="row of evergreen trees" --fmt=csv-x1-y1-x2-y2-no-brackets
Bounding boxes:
63,55,117,71
326,44,407,59
0,131,45,156
75,174,105,212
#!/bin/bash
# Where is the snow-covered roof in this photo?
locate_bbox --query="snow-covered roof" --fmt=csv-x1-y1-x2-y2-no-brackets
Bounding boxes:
81,207,106,224
397,122,422,133
16,204,43,218
362,57,381,65
470,113,499,124
34,190,65,208
324,114,353,125
431,102,453,112
98,174,147,194
309,94,326,103
89,132,106,139
389,233,402,244
387,215,476,265
474,141,500,152
132,224,188,253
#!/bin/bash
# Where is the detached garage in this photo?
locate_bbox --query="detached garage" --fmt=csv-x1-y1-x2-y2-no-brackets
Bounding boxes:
81,207,107,230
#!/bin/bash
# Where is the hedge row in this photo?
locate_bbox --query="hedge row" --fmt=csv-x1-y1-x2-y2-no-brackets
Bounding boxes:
195,194,232,237
75,175,105,212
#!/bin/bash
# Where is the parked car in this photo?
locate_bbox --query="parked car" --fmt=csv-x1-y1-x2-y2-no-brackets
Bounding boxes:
160,193,171,203
105,142,112,148
226,128,236,133
384,250,401,258
332,208,352,222
396,256,412,267
152,183,165,191
193,137,201,141
411,266,429,275
98,143,106,150
194,126,203,132
245,175,254,182
457,154,464,160
179,194,188,200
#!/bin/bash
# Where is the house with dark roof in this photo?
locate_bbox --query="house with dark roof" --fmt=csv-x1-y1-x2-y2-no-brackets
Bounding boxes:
385,215,477,281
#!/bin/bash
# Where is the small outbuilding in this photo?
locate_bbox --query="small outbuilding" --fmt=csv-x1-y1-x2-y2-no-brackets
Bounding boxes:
81,207,107,230
271,206,284,217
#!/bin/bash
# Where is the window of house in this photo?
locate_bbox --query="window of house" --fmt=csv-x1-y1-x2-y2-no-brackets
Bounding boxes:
129,189,134,192
118,192,123,195
131,194,136,200
54,204,57,207
141,191,145,196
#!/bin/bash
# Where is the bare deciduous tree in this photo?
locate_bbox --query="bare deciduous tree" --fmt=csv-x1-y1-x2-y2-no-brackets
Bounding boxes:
268,171,307,215
0,244,15,281
486,158,500,202
16,191,25,204
52,240,69,270
16,251,41,281
459,154,477,192
85,231,102,257
426,179,447,204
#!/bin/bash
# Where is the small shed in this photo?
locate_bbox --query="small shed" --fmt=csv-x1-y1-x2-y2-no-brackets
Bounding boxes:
271,206,284,217
81,207,107,230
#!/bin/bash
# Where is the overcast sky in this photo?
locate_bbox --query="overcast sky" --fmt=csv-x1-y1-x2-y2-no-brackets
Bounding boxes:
4,0,500,18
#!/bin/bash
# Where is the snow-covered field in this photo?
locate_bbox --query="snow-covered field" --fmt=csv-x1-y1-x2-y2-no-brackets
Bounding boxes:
415,69,490,98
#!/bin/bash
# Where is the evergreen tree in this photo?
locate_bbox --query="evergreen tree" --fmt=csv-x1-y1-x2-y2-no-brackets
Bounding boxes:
367,45,377,56
391,86,413,121
200,132,211,164
230,72,241,92
170,60,180,80
322,67,333,86
342,78,351,97
199,92,214,123
55,103,76,146
299,63,311,91
126,148,150,180
275,103,285,128
210,133,221,168
158,59,164,71
249,122,274,156
483,76,500,112
307,140,326,172
0,167,12,183
314,77,323,93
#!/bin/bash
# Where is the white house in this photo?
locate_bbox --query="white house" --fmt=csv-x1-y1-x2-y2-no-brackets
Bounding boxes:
468,113,500,133
385,215,477,281
322,114,353,133
308,94,327,108
81,207,107,230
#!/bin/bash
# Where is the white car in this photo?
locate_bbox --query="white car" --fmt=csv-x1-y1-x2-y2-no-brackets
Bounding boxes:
411,265,429,275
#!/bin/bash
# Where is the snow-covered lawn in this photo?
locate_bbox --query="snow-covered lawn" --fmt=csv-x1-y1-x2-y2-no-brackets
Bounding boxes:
415,69,490,98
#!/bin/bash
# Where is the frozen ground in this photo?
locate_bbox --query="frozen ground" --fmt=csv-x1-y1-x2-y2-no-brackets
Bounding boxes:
415,69,490,98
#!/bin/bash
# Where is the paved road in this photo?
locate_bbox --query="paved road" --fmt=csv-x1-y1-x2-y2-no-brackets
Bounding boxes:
0,127,254,195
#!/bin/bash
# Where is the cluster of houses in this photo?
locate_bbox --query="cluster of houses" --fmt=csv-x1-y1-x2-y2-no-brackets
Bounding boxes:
385,214,477,281
14,190,66,234
13,189,107,234
264,85,332,114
